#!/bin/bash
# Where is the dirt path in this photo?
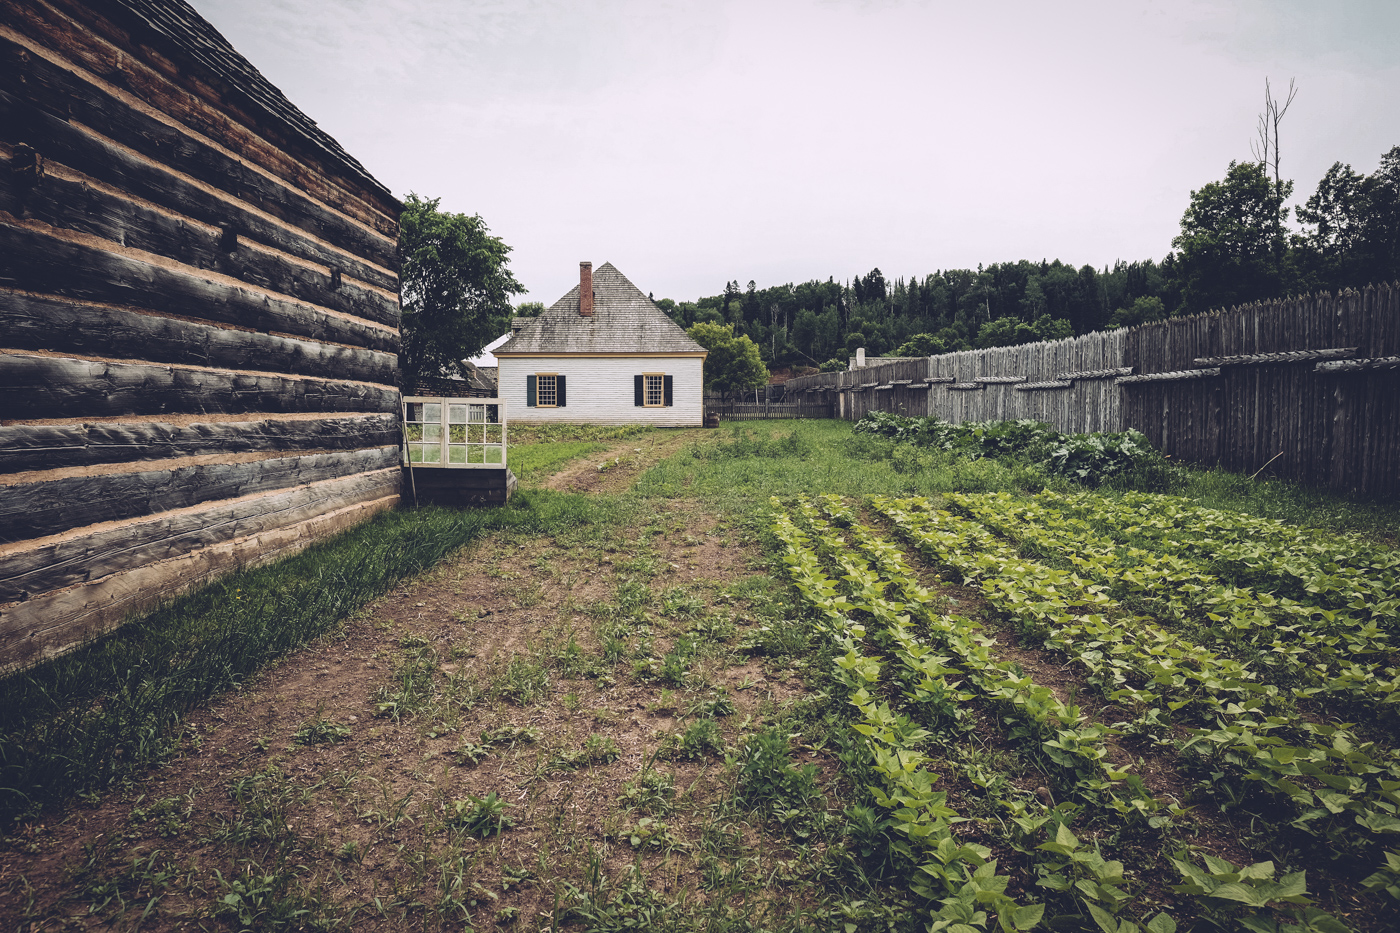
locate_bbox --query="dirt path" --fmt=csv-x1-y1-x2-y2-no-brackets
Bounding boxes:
0,426,821,933
535,428,708,494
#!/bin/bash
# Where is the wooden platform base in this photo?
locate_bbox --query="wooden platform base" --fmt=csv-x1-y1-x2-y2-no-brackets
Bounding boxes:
404,467,517,507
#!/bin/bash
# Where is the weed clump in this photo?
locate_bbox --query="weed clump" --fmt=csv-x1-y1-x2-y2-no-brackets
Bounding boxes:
733,726,821,816
445,791,513,838
291,718,351,746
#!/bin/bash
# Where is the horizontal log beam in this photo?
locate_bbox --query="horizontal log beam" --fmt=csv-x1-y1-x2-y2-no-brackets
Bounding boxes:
1116,368,1221,384
1015,381,1073,391
1056,367,1132,380
1,445,399,541
1,468,400,603
0,414,399,473
0,492,399,673
0,90,396,290
1195,348,1357,367
0,220,398,354
1,291,396,386
972,375,1027,384
0,37,397,270
1315,356,1400,374
0,155,399,327
0,353,398,421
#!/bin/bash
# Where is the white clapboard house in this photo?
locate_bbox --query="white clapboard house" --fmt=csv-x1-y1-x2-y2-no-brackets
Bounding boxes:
495,262,707,426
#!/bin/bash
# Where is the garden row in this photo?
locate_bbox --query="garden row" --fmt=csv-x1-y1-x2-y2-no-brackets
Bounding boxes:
769,489,1400,931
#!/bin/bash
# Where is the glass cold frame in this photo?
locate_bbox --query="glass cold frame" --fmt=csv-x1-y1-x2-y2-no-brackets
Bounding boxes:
404,398,505,467
475,404,504,463
405,402,442,463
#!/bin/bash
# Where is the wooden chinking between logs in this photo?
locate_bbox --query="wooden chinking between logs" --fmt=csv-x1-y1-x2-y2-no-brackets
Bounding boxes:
0,0,408,672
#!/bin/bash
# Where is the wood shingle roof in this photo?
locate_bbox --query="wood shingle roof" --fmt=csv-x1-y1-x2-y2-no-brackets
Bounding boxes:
496,263,704,355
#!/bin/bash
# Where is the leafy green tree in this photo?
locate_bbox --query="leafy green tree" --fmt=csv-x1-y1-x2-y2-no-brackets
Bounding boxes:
1170,161,1293,314
1107,296,1167,329
976,316,1037,348
1032,314,1073,341
1368,146,1400,282
692,304,725,326
791,308,819,359
895,333,947,356
399,194,524,384
686,322,769,401
514,301,545,317
1296,146,1400,289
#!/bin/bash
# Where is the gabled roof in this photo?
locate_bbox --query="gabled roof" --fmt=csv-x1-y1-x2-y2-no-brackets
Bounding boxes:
495,263,705,355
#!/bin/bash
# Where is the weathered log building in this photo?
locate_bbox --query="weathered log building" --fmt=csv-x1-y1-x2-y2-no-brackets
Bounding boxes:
1,0,403,670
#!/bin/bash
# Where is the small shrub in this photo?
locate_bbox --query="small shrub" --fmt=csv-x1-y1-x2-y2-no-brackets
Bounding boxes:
622,817,685,851
661,588,705,619
687,689,736,718
214,869,326,932
658,637,698,686
373,646,439,720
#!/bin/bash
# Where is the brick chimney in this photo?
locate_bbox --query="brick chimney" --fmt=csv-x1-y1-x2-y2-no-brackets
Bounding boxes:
579,261,593,317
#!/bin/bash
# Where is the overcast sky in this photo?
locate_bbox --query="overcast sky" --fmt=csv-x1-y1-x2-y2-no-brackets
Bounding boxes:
195,0,1400,306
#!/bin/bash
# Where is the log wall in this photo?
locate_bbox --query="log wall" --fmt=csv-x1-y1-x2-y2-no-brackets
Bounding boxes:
1,0,403,671
784,285,1398,496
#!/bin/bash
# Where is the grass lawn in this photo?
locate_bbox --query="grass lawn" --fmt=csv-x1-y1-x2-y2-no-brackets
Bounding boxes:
1,420,1397,932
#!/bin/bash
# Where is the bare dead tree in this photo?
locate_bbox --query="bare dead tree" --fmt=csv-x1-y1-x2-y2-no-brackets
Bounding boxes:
1250,77,1298,199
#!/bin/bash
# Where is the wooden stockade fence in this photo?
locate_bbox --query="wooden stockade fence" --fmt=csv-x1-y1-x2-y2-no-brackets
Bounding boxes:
925,334,1128,435
1,0,403,671
783,284,1399,496
708,401,836,421
1121,285,1399,496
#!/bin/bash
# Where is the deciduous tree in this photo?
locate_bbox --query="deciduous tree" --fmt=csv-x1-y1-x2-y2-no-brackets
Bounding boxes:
1170,161,1293,314
687,322,768,401
399,194,524,384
